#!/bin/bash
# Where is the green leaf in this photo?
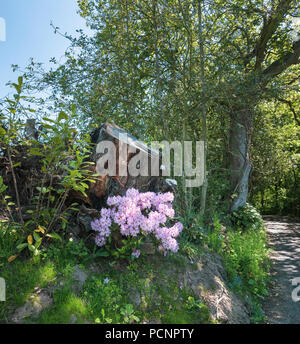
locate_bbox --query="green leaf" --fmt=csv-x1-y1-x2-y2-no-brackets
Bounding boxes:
46,232,62,241
42,117,56,124
18,76,23,87
29,148,44,156
94,250,110,257
71,104,76,114
33,232,41,243
58,111,68,122
17,243,28,251
28,244,36,252
35,240,42,249
12,83,21,93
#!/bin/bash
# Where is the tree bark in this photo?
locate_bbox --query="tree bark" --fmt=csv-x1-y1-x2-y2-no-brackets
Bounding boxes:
228,109,253,211
225,1,299,212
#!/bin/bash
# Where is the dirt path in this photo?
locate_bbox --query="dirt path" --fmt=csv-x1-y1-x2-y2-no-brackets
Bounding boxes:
263,216,300,324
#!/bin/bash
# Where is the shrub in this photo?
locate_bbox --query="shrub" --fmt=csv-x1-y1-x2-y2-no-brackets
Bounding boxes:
231,203,264,231
91,188,183,259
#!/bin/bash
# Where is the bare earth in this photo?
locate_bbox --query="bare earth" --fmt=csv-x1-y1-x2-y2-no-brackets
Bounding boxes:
263,216,300,324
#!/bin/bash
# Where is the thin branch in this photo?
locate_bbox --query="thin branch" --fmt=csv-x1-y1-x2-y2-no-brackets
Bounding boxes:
261,38,300,84
276,97,300,125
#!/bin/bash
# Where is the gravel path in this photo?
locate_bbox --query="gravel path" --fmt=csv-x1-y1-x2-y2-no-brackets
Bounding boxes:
263,216,300,324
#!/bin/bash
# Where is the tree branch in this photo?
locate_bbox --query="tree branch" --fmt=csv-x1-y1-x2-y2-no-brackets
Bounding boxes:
261,38,300,84
276,97,300,125
253,0,294,70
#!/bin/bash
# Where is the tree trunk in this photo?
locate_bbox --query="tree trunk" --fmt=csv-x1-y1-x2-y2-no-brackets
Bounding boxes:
197,0,207,216
228,110,253,211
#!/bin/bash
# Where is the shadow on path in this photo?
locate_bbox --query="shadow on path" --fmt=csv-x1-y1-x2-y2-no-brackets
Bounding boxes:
262,216,300,324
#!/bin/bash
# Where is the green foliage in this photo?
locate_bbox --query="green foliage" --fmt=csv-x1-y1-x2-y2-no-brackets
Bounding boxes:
83,275,127,324
250,100,300,216
185,207,270,323
0,222,24,262
36,288,90,324
104,231,143,262
215,215,269,323
0,223,214,324
231,203,264,231
0,255,57,322
178,211,205,261
0,177,14,221
223,227,269,299
120,304,140,324
25,108,95,230
41,239,91,268
1,0,298,325
5,0,300,217
0,83,97,258
204,215,225,254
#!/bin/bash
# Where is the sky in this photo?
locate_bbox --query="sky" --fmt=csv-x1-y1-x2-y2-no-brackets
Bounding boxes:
0,0,91,99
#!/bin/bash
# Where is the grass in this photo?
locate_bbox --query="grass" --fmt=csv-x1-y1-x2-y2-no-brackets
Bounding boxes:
202,211,270,323
0,222,214,324
32,289,89,324
222,226,270,323
0,203,270,324
0,257,57,321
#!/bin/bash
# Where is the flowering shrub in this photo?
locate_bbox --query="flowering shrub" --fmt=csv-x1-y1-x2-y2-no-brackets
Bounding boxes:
91,188,183,258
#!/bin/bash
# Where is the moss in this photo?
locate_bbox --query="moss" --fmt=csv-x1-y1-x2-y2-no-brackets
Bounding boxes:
29,289,90,324
0,258,57,320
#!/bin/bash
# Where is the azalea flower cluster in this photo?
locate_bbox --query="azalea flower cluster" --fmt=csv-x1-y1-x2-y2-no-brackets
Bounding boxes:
91,188,183,256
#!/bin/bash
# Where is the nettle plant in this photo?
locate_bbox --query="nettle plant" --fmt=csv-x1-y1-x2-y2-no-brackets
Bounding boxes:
91,188,183,260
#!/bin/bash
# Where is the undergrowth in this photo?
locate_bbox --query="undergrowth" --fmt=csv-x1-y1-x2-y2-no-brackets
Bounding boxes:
0,224,213,324
1,198,270,324
183,204,270,323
